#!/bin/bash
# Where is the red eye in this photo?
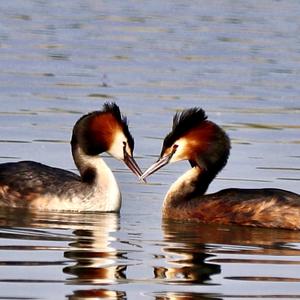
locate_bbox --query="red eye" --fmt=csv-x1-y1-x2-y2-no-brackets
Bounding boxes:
169,144,178,155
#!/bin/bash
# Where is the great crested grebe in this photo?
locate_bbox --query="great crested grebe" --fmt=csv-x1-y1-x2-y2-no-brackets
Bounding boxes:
0,102,143,212
141,108,300,230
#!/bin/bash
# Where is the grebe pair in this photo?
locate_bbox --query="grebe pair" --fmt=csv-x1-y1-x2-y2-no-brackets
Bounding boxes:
0,103,299,229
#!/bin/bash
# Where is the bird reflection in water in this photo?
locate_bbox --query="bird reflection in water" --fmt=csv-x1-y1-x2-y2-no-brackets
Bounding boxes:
63,213,127,285
67,288,126,300
154,251,220,284
153,291,222,300
157,219,300,298
62,213,128,299
155,220,221,284
0,208,127,299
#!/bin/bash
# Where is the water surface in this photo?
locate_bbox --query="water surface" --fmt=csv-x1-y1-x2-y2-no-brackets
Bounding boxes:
0,0,300,299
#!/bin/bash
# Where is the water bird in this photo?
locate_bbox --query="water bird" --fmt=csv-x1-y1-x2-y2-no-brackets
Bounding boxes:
141,108,300,230
0,102,143,212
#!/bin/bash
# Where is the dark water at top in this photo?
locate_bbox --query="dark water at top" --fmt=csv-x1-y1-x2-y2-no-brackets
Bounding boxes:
0,0,299,299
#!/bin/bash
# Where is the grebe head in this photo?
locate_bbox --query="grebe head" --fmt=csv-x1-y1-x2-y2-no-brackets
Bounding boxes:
72,102,143,178
141,107,231,180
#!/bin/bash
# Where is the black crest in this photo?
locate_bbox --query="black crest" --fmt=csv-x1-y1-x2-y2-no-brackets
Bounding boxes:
72,102,134,154
102,102,126,125
102,102,134,151
162,108,207,153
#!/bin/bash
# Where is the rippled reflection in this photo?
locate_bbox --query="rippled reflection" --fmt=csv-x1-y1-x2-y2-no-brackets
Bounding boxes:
0,208,126,298
154,252,220,284
67,288,126,300
153,291,222,300
158,219,300,296
162,220,300,250
63,214,126,285
157,221,220,285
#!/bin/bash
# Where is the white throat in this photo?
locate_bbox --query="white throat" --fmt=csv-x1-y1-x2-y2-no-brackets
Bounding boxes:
163,167,200,211
73,145,121,212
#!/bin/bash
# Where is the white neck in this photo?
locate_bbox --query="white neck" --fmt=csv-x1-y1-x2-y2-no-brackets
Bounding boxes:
163,167,201,213
73,145,121,212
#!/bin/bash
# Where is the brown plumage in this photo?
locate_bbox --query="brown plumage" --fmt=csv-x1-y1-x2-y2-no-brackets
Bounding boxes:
141,108,300,230
0,102,143,211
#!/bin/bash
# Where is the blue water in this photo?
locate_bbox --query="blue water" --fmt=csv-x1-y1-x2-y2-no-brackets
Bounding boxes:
0,1,299,299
